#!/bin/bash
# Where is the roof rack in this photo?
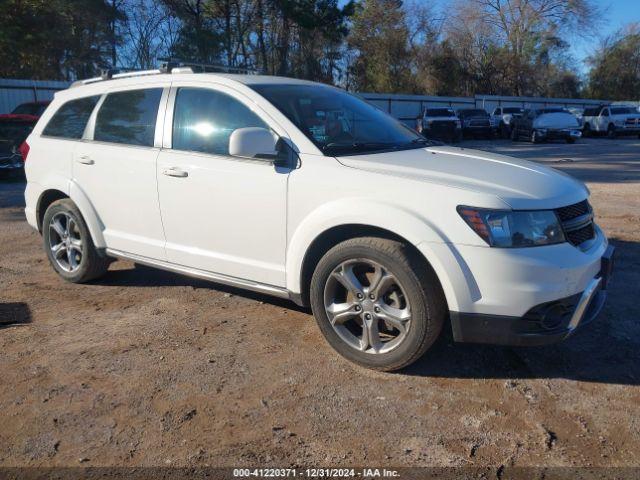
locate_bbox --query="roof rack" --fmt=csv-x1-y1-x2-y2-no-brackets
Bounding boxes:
69,63,194,88
158,58,260,74
68,58,259,89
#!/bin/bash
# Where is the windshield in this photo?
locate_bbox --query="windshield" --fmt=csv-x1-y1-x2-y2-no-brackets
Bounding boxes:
425,108,455,117
610,107,637,115
503,107,522,114
459,109,488,117
251,84,432,155
11,103,47,116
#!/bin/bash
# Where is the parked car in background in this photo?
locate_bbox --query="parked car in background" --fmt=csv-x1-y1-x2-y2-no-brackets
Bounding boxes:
511,108,582,143
0,114,37,176
491,106,524,138
456,109,493,139
421,107,461,142
582,105,640,138
10,101,50,117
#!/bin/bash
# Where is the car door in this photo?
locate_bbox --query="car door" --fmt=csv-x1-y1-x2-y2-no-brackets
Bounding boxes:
74,85,168,259
156,83,291,287
598,108,610,131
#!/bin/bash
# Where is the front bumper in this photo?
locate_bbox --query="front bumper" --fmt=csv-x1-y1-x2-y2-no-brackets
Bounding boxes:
537,128,582,140
450,245,615,346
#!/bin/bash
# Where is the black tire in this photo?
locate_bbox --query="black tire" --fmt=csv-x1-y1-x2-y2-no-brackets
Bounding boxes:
566,137,575,144
500,123,509,139
42,199,109,283
310,237,446,371
583,123,591,137
607,124,616,139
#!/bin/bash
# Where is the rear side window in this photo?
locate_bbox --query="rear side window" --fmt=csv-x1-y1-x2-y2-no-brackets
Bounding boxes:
94,88,163,147
172,87,268,156
42,96,100,139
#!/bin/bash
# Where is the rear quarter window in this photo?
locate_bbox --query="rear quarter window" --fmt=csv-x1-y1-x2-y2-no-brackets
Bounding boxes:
42,96,100,139
94,89,163,147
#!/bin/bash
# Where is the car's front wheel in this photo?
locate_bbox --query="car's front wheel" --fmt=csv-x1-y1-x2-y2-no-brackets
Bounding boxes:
43,199,110,283
607,124,617,139
310,237,445,371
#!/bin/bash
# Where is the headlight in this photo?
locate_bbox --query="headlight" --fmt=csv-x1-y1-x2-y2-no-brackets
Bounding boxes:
457,207,565,247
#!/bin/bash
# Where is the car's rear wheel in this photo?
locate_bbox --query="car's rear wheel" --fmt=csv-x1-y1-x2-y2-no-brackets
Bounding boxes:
43,199,109,283
310,237,445,371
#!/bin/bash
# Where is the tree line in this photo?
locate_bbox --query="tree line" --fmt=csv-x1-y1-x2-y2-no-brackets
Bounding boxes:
0,0,638,100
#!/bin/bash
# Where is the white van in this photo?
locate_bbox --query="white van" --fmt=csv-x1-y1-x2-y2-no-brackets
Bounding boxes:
22,68,614,371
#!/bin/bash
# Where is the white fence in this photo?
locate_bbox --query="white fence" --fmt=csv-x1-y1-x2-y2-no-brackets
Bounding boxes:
360,92,640,127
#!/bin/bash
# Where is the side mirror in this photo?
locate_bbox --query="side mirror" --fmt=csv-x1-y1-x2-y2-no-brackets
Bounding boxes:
229,127,279,160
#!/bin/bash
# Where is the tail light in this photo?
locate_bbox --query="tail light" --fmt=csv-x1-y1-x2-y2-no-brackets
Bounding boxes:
18,141,30,162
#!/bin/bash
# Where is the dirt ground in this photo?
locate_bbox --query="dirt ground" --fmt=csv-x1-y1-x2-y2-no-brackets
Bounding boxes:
0,138,639,472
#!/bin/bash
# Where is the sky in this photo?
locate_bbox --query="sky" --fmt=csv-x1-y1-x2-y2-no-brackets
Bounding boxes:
572,0,640,71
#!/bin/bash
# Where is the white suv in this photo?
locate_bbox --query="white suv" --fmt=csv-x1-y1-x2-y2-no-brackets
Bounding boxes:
23,69,614,371
582,105,640,138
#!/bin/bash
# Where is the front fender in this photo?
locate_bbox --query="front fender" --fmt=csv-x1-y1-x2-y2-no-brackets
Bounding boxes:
286,198,449,295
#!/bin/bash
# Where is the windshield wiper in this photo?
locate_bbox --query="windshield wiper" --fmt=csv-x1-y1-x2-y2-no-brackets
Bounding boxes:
321,141,398,153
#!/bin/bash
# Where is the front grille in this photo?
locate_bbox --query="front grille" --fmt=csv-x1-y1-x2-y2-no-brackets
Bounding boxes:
469,120,490,127
556,200,590,222
555,200,595,247
566,223,595,246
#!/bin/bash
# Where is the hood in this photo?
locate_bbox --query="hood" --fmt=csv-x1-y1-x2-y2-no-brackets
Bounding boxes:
533,112,579,130
337,146,587,210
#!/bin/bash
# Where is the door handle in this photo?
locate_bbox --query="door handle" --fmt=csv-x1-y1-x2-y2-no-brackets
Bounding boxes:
77,155,94,165
162,167,188,178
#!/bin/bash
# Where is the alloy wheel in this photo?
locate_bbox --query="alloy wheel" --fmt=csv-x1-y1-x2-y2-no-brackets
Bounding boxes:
323,259,411,354
48,212,83,273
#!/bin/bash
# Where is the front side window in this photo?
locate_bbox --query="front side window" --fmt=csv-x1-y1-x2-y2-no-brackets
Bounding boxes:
251,84,430,156
94,88,163,147
172,87,268,156
42,96,100,139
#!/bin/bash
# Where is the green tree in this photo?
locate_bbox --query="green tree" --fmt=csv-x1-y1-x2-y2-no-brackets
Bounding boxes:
0,0,119,80
347,0,415,93
587,24,640,100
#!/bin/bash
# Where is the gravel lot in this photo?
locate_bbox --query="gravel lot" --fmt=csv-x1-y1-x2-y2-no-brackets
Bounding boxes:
0,138,639,471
